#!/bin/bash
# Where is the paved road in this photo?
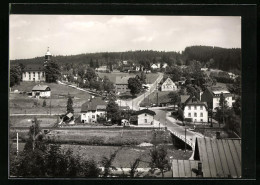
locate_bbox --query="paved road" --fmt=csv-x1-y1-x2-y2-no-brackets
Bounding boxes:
120,73,164,110
153,109,204,148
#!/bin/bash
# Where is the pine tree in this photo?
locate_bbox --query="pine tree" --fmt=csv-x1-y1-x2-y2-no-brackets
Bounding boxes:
67,95,74,113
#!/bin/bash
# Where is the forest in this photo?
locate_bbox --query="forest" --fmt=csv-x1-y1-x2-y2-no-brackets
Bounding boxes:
10,46,241,73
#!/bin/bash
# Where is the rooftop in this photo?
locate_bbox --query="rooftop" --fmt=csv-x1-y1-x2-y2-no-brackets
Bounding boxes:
81,97,107,112
136,109,156,116
32,85,50,91
24,64,45,72
194,138,241,178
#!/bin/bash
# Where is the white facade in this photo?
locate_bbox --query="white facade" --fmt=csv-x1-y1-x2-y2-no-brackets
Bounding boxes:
151,64,159,69
81,110,106,123
212,96,233,111
183,104,208,123
137,113,154,125
32,90,51,98
161,78,177,92
22,71,45,82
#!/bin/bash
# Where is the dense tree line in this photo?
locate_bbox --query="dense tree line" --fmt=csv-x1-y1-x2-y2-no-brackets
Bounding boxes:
10,46,241,72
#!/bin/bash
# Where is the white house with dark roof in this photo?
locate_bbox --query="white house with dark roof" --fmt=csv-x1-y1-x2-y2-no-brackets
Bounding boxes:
115,76,131,94
161,77,177,92
136,109,156,125
80,97,107,123
201,86,233,112
182,95,208,123
32,85,51,98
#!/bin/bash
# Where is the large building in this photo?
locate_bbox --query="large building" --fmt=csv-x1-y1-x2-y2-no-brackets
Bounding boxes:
201,86,233,112
115,76,130,94
182,95,208,123
22,48,51,82
161,77,177,92
80,97,107,123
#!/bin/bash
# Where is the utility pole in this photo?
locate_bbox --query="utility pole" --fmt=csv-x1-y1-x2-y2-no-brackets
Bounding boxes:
50,95,52,115
184,123,187,152
16,132,19,156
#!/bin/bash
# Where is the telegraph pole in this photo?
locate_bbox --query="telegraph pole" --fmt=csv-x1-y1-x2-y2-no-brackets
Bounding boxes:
16,132,19,156
184,122,187,152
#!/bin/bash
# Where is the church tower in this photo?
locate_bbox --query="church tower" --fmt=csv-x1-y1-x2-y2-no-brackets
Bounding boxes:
44,47,52,64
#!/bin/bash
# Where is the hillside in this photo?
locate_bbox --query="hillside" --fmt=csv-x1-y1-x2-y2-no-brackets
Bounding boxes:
10,46,241,72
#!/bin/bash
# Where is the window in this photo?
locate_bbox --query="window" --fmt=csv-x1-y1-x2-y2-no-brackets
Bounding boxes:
33,72,35,77
200,119,203,122
92,115,95,119
188,113,191,117
43,72,45,77
200,106,203,110
29,72,30,75
145,119,147,123
194,113,197,117
38,72,40,77
188,106,191,110
145,114,147,116
194,106,197,110
200,113,203,117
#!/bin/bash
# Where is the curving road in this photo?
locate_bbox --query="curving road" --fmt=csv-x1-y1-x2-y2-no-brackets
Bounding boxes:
120,73,164,110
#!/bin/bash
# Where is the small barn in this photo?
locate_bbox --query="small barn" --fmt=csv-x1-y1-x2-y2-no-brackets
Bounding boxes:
32,85,51,98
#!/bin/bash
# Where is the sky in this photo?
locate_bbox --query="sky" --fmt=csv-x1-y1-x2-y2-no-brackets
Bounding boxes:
9,15,241,60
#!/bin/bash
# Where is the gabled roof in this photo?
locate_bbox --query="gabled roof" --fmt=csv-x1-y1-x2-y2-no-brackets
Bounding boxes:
24,64,45,72
180,95,190,104
184,95,207,107
32,85,50,91
81,97,107,112
162,77,175,86
195,138,241,178
136,109,156,116
115,76,130,85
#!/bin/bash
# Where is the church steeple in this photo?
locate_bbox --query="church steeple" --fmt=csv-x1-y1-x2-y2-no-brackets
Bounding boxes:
45,47,52,63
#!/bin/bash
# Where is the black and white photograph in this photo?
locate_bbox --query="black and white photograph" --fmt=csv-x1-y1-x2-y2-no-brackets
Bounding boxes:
8,9,246,179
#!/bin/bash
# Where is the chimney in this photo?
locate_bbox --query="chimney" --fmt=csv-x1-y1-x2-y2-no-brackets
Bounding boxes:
197,162,203,177
216,131,221,139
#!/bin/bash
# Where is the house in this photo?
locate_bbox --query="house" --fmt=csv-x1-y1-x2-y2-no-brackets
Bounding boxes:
172,138,241,178
181,95,208,123
136,109,156,125
121,65,132,72
115,76,130,94
95,66,110,73
162,63,168,69
151,63,160,70
161,77,177,92
32,85,51,98
201,86,233,112
122,60,128,65
201,67,208,71
80,97,107,123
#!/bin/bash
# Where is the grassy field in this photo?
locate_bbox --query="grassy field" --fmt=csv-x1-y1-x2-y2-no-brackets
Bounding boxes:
46,129,172,146
97,72,160,84
9,115,58,127
9,82,91,114
61,144,192,168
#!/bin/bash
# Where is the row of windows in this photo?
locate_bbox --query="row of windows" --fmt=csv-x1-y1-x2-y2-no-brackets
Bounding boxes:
187,112,204,117
25,72,45,77
188,105,203,110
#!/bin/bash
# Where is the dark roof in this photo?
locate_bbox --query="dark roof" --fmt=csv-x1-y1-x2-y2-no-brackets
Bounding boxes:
195,138,241,178
81,98,107,112
136,109,156,116
24,64,45,72
180,95,190,104
207,86,231,97
184,95,207,107
32,85,50,91
172,160,199,177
